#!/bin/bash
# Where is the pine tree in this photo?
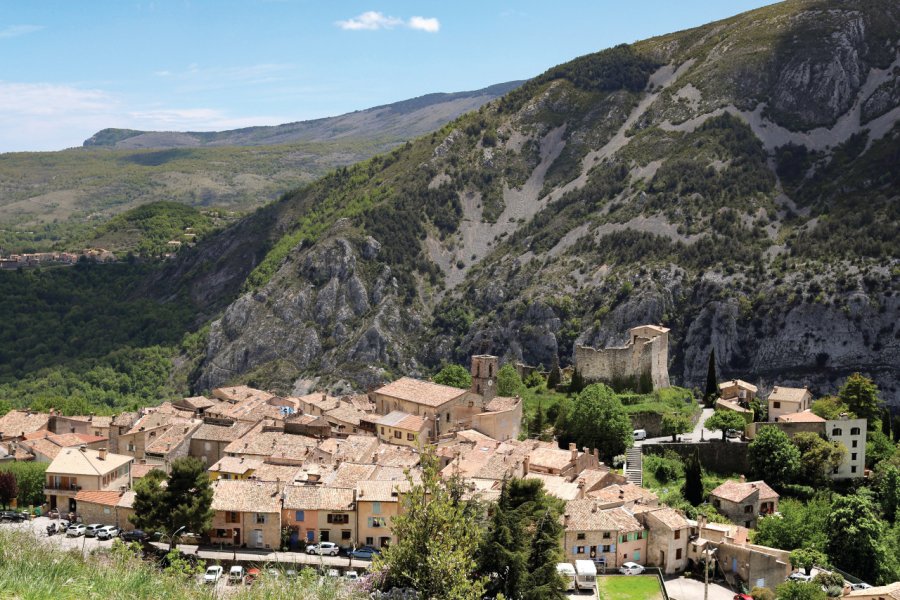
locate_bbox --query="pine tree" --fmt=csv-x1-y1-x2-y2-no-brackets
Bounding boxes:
893,416,900,443
683,449,704,506
479,480,527,599
531,401,545,438
882,408,892,437
0,471,17,508
523,507,566,600
705,349,718,402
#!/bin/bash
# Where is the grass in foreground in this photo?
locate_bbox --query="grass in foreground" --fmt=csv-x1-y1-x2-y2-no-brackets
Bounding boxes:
597,574,664,600
0,529,365,599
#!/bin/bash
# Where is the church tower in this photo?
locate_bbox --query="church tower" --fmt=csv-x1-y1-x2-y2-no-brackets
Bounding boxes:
470,354,498,402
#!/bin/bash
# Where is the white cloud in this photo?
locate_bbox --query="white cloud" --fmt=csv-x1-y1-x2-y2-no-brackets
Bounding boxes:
408,16,440,33
336,11,440,33
0,24,44,39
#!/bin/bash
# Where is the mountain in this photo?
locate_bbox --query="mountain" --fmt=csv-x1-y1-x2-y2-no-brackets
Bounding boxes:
0,82,521,254
168,0,899,407
82,82,525,150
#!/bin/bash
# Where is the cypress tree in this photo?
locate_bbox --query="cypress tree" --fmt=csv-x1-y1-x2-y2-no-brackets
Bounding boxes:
523,507,566,600
705,349,718,401
570,369,585,393
547,356,561,390
683,449,704,506
893,415,900,443
479,480,527,599
882,409,892,437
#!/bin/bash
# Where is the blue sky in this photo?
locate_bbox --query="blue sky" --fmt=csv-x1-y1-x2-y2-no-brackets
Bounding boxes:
1,1,777,153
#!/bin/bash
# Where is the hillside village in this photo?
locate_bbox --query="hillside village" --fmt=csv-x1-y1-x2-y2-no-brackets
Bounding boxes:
0,324,895,598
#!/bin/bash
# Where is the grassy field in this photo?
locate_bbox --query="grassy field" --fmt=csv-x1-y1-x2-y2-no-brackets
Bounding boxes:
597,575,665,600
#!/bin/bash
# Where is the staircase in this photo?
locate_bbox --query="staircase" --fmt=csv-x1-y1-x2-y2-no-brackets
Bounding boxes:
625,447,643,487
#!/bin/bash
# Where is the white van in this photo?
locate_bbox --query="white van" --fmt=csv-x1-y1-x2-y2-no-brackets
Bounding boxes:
575,559,597,591
556,563,577,591
633,429,647,441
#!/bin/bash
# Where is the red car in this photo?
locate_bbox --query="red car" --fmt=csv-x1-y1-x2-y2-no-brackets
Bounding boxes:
734,594,753,600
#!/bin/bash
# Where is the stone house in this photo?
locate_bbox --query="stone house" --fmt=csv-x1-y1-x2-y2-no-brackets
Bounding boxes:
767,386,812,421
719,380,758,403
562,500,647,569
0,410,49,442
356,480,409,549
370,377,468,439
143,421,202,471
634,506,691,574
587,483,659,510
709,477,778,528
375,411,429,449
208,456,262,480
44,447,133,514
72,490,125,526
49,413,113,439
282,485,356,547
19,432,107,463
209,480,282,549
826,416,867,479
689,519,791,591
188,418,255,466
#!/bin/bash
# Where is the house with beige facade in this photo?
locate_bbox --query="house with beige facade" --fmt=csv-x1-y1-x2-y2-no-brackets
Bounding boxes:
188,418,255,466
846,581,900,600
826,416,867,479
209,480,282,549
356,480,408,549
562,500,646,570
0,410,49,442
767,386,812,421
375,411,429,449
282,485,356,546
689,518,791,591
634,506,691,574
44,447,133,514
709,477,778,528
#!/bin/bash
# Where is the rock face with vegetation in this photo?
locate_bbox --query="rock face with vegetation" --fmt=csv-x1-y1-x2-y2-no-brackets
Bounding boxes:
186,0,900,405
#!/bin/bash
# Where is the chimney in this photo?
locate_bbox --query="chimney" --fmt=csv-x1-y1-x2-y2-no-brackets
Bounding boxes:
593,448,599,461
591,501,598,513
523,455,530,475
563,513,570,526
739,474,746,484
577,478,586,489
98,447,107,460
569,442,577,462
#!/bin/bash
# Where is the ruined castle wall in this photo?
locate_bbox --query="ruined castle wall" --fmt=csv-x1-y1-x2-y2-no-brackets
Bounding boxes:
575,332,670,390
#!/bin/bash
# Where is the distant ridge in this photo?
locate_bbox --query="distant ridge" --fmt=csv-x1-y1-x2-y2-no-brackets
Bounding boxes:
83,81,525,150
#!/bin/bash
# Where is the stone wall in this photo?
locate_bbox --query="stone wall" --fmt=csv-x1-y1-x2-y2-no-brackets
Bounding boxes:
575,326,670,391
642,441,749,475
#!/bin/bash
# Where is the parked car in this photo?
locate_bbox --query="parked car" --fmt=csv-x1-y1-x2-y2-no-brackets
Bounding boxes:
228,566,245,584
47,508,60,519
349,546,381,560
851,583,872,591
245,568,261,585
0,511,28,522
306,541,340,556
726,429,742,439
788,572,813,582
84,524,104,538
556,563,577,591
633,429,648,441
619,562,645,575
344,570,359,581
120,529,149,542
203,565,223,584
96,525,120,540
66,524,87,537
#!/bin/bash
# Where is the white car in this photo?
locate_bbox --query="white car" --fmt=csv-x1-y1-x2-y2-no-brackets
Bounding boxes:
66,524,87,537
788,572,813,582
84,523,104,538
306,541,340,556
344,570,359,581
228,565,245,584
851,583,872,591
96,525,120,540
619,562,645,575
203,565,223,584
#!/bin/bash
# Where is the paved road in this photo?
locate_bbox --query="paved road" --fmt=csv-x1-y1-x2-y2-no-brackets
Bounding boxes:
665,575,735,600
635,407,744,447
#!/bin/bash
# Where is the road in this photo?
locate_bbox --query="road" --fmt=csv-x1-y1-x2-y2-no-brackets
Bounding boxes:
635,407,742,447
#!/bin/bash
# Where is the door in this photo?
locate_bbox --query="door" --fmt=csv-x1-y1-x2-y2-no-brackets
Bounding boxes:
732,558,738,573
253,529,263,548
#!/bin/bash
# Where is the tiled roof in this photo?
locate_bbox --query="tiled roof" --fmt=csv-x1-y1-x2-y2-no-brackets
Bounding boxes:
112,412,139,427
376,411,427,431
777,410,824,423
356,480,410,503
485,396,520,412
211,386,274,404
324,463,377,489
373,377,466,407
847,581,900,599
588,483,659,505
74,490,123,506
374,444,421,468
715,399,752,414
346,395,376,413
211,480,280,513
525,473,581,500
768,386,810,403
710,479,778,503
209,456,262,475
145,422,200,455
295,394,342,413
0,410,49,439
563,501,643,532
47,447,133,476
719,379,758,393
528,446,574,471
644,507,690,530
117,490,136,509
325,403,366,427
282,485,354,511
61,415,114,428
131,464,162,480
192,420,255,443
179,396,218,410
251,463,303,485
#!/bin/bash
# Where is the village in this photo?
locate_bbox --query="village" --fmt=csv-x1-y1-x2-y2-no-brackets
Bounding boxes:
0,325,895,600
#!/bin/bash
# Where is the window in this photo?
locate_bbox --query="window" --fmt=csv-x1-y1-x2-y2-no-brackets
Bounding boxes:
368,517,387,528
216,529,226,537
380,427,385,435
602,545,611,553
407,433,414,441
603,532,611,539
852,440,858,448
832,428,842,436
226,512,239,524
342,530,351,540
850,427,861,435
103,507,111,514
372,502,381,515
255,513,267,524
366,537,374,545
320,530,330,542
446,413,450,422
744,505,753,513
577,533,586,540
620,534,627,543
674,529,681,540
204,441,211,451
577,546,586,554
773,402,781,409
327,514,349,524
676,548,683,560
852,453,858,461
295,511,305,522
394,430,402,439
128,443,135,452
851,466,857,473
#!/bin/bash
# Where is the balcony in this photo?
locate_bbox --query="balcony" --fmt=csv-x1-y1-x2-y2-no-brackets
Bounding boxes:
44,483,80,494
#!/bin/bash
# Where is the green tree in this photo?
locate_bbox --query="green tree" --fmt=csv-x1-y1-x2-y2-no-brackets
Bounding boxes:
433,364,472,389
569,369,585,393
882,408,893,438
790,547,828,574
479,480,528,599
810,396,851,420
878,465,900,523
792,432,845,487
530,401,546,439
497,363,523,397
867,430,897,469
555,383,632,463
750,586,776,600
0,472,17,508
130,458,213,550
838,373,881,425
524,371,545,389
374,450,487,599
749,426,801,487
547,356,561,390
704,349,718,403
776,581,826,600
662,413,692,442
753,497,830,552
826,493,884,583
524,506,566,600
705,409,746,441
682,449,704,506
0,462,47,507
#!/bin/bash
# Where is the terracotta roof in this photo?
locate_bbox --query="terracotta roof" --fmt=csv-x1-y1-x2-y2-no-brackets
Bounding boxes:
0,410,49,439
346,395,376,413
192,420,255,443
525,473,581,500
588,483,659,505
145,422,200,455
59,415,114,428
117,490,136,509
847,581,900,599
47,447,133,476
718,379,758,393
376,411,427,431
74,490,123,506
325,403,367,427
777,410,825,423
282,485,355,511
768,386,810,403
295,393,342,413
373,377,466,408
112,412,139,427
710,479,778,503
211,480,280,513
356,480,410,503
644,507,690,530
131,464,162,480
179,396,218,410
374,444,421,468
251,463,303,484
324,462,377,489
485,396,521,412
211,386,274,404
209,456,262,475
563,501,643,532
528,446,575,471
715,399,752,414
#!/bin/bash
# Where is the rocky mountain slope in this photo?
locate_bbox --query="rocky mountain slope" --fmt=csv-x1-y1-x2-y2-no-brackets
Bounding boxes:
166,0,899,406
0,83,520,253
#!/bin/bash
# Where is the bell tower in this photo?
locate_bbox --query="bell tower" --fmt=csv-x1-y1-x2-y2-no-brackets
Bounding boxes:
470,354,498,401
